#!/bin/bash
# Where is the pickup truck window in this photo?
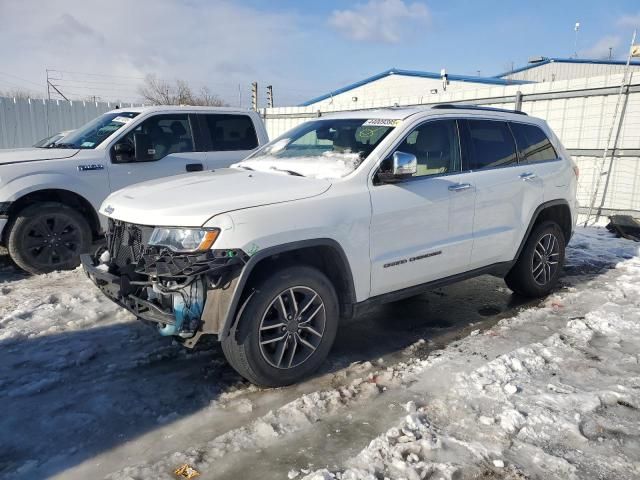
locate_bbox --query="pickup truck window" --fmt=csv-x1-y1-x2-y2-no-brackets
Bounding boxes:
115,114,195,162
509,122,558,163
202,114,259,151
461,120,518,170
59,111,139,149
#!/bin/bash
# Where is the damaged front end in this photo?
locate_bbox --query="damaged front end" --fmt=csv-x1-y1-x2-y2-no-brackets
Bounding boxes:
81,219,248,347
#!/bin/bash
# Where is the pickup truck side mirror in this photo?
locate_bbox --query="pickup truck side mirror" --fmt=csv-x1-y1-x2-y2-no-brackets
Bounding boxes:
378,151,417,183
133,133,155,162
113,142,134,163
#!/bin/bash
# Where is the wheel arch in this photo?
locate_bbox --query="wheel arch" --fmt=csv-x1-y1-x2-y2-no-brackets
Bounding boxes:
3,189,101,244
514,199,572,262
219,239,357,340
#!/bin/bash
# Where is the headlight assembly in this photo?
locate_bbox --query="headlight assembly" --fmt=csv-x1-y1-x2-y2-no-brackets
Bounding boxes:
148,228,219,253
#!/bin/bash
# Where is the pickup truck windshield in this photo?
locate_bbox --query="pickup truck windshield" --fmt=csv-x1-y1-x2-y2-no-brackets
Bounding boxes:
235,118,396,179
56,111,140,149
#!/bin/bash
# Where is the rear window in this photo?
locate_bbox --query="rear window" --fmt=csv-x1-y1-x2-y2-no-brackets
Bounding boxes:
203,114,258,151
510,122,558,162
462,120,517,170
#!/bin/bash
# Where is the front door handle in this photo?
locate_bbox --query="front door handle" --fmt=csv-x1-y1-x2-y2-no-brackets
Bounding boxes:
520,172,537,181
448,183,472,192
186,163,204,172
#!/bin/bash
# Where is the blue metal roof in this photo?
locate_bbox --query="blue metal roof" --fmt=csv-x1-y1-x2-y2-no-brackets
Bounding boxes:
494,57,640,78
299,68,531,106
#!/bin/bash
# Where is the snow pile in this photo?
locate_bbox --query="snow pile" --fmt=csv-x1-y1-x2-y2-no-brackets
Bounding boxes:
233,151,362,179
302,246,640,480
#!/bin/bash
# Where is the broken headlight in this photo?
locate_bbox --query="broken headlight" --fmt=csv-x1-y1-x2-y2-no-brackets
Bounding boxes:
148,228,219,253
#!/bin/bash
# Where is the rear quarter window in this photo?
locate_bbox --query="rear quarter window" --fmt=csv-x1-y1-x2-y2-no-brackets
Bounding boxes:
203,114,259,151
510,122,558,163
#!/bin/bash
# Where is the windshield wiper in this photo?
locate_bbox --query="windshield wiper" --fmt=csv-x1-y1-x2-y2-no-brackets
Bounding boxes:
270,166,305,177
237,165,254,171
52,142,77,149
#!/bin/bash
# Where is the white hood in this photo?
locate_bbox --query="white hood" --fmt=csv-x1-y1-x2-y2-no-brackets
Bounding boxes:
101,168,332,227
0,147,79,165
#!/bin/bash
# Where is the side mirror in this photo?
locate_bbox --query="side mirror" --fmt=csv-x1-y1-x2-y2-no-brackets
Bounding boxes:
113,142,134,163
133,133,155,162
378,151,417,183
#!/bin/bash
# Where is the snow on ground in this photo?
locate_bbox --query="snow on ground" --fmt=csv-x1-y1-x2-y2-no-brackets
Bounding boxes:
1,227,639,480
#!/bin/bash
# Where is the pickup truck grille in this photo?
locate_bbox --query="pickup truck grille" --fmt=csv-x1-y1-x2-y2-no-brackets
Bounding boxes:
107,220,153,269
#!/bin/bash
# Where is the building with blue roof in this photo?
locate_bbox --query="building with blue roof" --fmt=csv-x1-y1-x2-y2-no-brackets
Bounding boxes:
300,59,640,107
494,57,640,83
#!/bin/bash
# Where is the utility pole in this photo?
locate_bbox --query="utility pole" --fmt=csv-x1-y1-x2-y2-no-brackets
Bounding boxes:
251,81,258,111
266,85,273,108
574,22,580,58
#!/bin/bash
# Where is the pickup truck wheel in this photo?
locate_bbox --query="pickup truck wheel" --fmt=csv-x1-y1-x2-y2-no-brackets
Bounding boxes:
6,202,91,275
505,221,565,297
222,266,339,387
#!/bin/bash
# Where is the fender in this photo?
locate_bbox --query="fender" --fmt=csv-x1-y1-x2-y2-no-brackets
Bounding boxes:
513,198,572,261
216,238,357,341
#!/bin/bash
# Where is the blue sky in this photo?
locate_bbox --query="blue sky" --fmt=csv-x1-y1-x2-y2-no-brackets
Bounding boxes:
0,0,638,106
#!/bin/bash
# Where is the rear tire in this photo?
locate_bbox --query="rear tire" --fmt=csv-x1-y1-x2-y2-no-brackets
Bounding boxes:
6,202,92,275
505,221,566,297
222,265,339,387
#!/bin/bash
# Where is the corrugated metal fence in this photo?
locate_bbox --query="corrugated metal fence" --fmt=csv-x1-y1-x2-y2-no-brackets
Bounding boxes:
261,73,640,217
0,75,638,217
0,97,141,149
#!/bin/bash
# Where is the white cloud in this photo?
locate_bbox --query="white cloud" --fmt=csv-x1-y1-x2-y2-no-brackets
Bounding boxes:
617,13,640,28
0,0,303,104
328,0,429,44
580,35,622,60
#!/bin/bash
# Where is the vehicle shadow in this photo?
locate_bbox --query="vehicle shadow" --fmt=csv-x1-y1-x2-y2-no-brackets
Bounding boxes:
0,235,633,478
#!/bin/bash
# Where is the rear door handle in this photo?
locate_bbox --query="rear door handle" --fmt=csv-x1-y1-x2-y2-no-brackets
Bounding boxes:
186,163,204,172
520,172,537,181
448,183,472,192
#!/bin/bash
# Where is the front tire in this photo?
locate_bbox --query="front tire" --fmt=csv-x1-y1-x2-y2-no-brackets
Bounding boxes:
6,202,92,275
222,266,339,387
505,221,566,297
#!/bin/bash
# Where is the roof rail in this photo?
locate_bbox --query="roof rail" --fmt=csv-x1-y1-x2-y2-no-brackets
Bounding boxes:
432,104,527,116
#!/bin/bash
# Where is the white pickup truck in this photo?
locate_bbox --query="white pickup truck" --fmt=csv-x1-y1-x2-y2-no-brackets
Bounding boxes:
0,106,268,274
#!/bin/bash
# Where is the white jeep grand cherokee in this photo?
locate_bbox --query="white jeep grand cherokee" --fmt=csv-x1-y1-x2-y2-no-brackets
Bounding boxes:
0,106,267,274
83,105,578,387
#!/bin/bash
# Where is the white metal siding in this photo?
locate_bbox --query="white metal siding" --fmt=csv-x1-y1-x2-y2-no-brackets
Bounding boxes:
502,62,640,83
306,74,503,109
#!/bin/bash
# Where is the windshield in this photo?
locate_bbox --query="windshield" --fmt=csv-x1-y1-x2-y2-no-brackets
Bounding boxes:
34,133,65,148
235,118,397,179
57,111,140,149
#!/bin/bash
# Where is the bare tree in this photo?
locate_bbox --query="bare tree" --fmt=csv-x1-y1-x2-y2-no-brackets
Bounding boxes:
0,88,38,99
139,74,226,106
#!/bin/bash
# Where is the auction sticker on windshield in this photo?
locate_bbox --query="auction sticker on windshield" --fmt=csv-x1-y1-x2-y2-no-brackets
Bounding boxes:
362,119,402,127
112,116,133,124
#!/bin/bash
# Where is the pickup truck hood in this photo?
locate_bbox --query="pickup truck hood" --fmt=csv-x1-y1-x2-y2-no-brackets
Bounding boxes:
101,168,332,227
0,147,79,165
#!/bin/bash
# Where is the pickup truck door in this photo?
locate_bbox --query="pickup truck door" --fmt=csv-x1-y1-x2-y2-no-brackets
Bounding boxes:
199,113,262,169
369,119,475,297
106,113,207,193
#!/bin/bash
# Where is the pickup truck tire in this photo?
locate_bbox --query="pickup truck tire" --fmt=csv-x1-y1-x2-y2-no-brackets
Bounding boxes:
505,221,565,297
7,202,91,275
222,265,339,387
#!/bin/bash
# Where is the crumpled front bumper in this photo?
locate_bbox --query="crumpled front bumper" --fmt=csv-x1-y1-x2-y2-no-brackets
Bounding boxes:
80,253,175,325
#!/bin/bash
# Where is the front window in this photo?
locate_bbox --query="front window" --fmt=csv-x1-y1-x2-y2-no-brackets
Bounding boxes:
235,118,396,179
57,111,139,149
